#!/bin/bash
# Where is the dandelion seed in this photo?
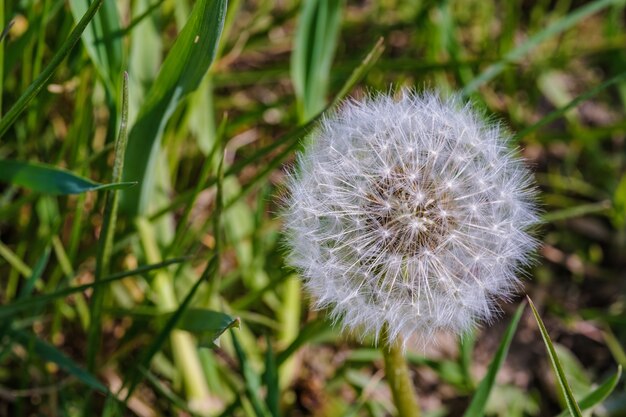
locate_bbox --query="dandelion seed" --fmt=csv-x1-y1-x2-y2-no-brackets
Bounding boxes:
283,90,539,347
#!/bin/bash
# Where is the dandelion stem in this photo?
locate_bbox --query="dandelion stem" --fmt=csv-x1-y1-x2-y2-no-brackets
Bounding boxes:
382,326,421,417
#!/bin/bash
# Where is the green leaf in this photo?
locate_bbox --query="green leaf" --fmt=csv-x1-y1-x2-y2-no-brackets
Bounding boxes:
527,296,583,417
121,0,228,215
9,329,108,394
174,308,239,348
291,0,344,121
463,303,525,417
0,159,135,195
557,366,622,417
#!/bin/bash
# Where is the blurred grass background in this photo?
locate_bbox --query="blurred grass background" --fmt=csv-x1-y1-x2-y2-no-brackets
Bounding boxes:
1,0,626,416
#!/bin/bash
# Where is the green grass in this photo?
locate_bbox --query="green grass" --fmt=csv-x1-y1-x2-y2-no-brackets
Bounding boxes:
1,0,626,416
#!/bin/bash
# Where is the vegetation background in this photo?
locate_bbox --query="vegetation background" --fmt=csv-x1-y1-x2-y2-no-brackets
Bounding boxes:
0,0,625,416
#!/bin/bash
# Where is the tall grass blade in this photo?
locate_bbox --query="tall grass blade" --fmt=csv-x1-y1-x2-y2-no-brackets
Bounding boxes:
123,152,226,400
263,335,280,417
86,72,130,372
557,366,622,417
231,330,272,417
528,296,583,417
463,303,525,417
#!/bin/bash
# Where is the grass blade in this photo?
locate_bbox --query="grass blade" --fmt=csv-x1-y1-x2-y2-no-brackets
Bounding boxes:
224,37,385,209
231,330,272,417
123,150,226,400
0,258,188,319
86,72,130,372
276,318,335,366
291,0,344,120
461,0,619,95
0,0,104,137
463,302,525,417
68,0,123,92
527,296,583,417
514,71,626,141
121,0,228,215
148,36,384,222
557,366,622,417
0,159,135,195
122,265,209,401
0,247,51,340
263,335,280,417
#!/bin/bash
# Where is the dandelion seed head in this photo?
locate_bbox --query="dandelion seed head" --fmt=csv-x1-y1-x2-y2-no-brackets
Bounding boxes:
283,90,539,347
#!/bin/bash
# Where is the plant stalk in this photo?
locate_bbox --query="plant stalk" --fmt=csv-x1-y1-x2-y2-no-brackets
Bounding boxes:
382,327,421,417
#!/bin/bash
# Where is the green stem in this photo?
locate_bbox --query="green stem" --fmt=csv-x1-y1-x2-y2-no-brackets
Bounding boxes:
382,328,421,417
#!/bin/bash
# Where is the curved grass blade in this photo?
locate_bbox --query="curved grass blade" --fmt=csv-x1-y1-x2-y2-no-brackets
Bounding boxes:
0,159,135,195
527,296,583,417
121,0,228,215
514,71,626,141
461,0,619,96
557,366,622,417
463,302,525,417
0,0,104,137
0,258,188,319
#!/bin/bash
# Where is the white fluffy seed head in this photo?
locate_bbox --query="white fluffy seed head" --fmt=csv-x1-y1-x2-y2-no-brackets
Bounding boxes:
283,90,539,347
